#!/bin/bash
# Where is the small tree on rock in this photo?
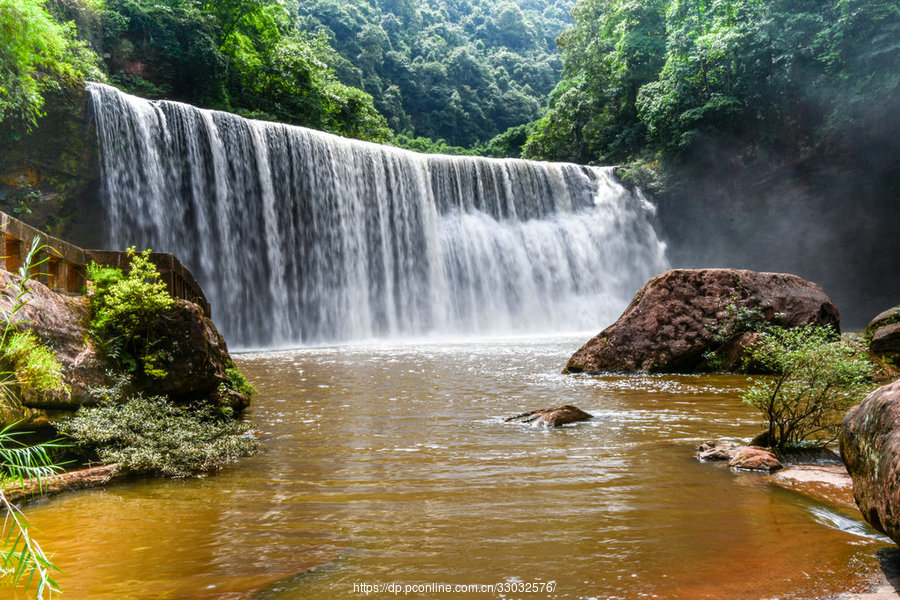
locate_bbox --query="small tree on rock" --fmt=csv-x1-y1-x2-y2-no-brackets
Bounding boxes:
742,324,874,449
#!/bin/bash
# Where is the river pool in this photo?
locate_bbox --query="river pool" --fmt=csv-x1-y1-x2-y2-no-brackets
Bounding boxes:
4,335,889,599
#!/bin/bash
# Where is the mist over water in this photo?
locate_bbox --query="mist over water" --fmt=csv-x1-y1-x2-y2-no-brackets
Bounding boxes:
87,83,667,347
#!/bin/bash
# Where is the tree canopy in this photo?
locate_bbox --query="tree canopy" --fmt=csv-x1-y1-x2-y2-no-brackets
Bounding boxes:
298,0,573,147
0,0,104,136
1,0,897,159
522,0,900,167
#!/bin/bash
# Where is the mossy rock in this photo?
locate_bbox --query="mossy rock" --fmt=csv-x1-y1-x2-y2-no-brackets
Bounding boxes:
866,306,900,338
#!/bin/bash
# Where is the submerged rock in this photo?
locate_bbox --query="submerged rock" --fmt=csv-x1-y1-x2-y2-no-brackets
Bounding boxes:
564,268,840,374
840,378,900,545
505,405,593,427
769,465,855,508
728,447,783,472
696,440,740,461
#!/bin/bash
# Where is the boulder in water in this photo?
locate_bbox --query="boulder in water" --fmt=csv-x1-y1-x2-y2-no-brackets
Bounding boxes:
840,378,900,545
141,299,245,408
564,268,840,374
505,405,593,427
728,447,783,472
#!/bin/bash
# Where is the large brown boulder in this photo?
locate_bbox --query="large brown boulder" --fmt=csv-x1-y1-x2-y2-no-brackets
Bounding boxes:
840,379,900,545
564,268,840,373
141,299,237,405
0,270,108,411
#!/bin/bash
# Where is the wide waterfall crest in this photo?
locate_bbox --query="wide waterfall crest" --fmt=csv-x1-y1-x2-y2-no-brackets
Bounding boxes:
87,82,667,347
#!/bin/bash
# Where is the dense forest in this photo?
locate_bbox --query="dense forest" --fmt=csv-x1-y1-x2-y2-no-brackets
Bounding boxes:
0,0,574,152
297,0,573,149
521,0,899,173
2,0,897,163
1,0,393,143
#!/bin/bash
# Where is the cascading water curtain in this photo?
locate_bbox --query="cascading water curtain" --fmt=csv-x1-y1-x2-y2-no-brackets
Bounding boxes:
88,82,668,348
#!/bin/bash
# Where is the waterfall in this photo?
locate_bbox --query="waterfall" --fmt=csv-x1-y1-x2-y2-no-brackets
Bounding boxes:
87,82,667,348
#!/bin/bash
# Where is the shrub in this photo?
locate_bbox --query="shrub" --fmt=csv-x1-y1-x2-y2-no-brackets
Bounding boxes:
701,302,785,371
88,247,174,379
57,395,259,477
741,324,875,449
0,330,66,394
0,236,69,403
225,364,254,399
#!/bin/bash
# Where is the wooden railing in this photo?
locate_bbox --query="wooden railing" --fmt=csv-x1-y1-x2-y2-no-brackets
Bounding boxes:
0,212,211,316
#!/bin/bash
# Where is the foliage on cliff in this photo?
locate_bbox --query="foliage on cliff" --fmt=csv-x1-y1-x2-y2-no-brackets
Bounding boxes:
0,0,104,139
522,0,900,171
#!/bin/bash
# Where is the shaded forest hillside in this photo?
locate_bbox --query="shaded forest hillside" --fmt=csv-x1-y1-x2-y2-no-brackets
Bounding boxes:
516,0,899,326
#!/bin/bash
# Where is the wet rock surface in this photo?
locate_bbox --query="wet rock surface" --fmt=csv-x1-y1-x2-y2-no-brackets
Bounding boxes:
505,405,593,427
696,440,740,461
769,465,855,508
728,446,783,472
840,378,900,545
564,268,840,374
142,299,238,406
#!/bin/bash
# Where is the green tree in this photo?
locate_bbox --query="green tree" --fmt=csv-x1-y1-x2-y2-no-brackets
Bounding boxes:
523,0,667,163
523,0,898,167
302,0,572,149
88,247,174,380
742,325,874,449
102,0,227,103
0,0,104,136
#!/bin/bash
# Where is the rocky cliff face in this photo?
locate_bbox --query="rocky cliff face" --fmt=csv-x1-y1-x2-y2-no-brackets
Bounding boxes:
0,85,106,248
564,268,840,374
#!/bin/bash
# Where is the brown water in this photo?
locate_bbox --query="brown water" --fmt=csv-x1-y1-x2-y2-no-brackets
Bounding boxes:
3,335,889,599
